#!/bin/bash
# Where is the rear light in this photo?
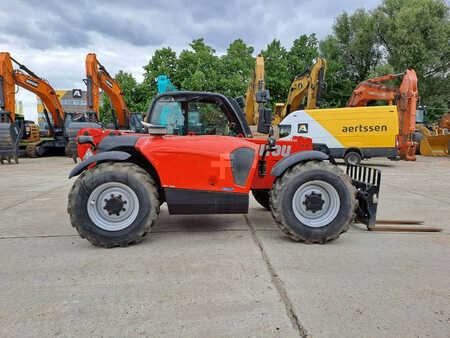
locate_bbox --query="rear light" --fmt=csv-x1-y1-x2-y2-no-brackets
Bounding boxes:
395,135,399,147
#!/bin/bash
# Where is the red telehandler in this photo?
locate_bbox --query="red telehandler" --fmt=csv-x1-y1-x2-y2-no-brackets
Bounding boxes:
67,91,382,248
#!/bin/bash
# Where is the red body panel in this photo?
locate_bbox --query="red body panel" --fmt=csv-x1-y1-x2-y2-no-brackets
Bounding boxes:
136,135,259,193
76,128,313,191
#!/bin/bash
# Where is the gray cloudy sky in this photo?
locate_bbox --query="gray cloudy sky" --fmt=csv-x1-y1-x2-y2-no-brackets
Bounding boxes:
1,0,381,120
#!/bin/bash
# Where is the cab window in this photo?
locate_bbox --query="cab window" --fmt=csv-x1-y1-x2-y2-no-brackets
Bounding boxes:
149,99,184,135
187,102,230,135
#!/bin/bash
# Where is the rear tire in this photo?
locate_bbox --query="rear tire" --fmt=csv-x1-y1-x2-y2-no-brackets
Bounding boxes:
251,189,270,210
344,151,362,165
270,161,356,243
68,162,160,248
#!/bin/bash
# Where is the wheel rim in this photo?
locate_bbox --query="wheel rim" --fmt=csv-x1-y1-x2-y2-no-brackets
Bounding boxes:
347,153,360,164
292,180,340,228
87,182,139,231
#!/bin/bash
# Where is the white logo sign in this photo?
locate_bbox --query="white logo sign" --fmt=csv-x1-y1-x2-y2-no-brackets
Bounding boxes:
72,89,82,98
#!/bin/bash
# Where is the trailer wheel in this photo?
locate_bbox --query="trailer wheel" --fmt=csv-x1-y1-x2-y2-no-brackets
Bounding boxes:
344,151,362,164
251,189,270,210
270,161,356,243
68,162,160,248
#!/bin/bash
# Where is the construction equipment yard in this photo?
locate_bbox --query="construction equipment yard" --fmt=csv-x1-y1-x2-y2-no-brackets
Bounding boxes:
0,156,448,337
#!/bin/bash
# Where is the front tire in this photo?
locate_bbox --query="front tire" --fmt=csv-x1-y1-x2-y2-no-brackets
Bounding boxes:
270,161,356,243
68,162,160,248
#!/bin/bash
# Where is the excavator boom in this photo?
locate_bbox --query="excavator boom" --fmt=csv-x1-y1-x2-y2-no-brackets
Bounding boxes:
347,69,418,160
306,58,327,109
13,72,65,128
0,53,16,122
273,58,327,124
245,55,265,126
85,53,129,128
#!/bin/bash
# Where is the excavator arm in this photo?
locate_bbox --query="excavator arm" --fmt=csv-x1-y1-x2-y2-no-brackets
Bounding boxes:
1,52,65,128
346,70,418,160
13,72,65,128
0,52,16,122
245,55,265,126
85,53,129,128
274,58,327,124
306,58,327,109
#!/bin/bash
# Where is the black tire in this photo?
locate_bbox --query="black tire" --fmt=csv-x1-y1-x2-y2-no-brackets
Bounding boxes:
35,146,46,157
251,189,271,210
67,130,79,160
67,162,160,248
270,161,356,243
413,132,424,154
344,151,362,165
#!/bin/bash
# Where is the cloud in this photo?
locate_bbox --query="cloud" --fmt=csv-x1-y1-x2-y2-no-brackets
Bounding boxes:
0,0,382,121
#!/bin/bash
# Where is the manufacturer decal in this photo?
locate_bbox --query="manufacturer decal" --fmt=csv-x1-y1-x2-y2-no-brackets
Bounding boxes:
25,79,39,87
259,144,291,157
297,123,308,133
342,124,388,132
72,89,82,98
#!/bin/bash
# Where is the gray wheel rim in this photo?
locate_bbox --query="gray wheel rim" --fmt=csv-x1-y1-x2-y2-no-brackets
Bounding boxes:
292,180,340,228
347,153,360,164
87,182,139,231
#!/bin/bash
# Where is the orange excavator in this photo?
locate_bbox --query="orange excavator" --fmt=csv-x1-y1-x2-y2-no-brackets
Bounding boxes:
0,52,101,163
67,54,144,161
347,69,418,161
84,53,143,131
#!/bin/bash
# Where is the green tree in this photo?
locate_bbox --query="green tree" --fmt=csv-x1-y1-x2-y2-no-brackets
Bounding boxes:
99,71,142,124
219,39,255,98
287,34,319,77
329,9,382,83
373,0,450,121
261,39,290,106
142,47,179,108
176,39,221,91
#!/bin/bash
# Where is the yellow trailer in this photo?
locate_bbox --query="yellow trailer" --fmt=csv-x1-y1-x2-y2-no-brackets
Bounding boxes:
278,105,399,164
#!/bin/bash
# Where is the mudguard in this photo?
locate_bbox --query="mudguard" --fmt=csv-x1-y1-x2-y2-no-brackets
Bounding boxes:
270,150,329,177
68,151,131,178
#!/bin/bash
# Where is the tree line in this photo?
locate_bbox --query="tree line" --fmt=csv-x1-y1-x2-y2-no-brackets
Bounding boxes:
101,0,449,123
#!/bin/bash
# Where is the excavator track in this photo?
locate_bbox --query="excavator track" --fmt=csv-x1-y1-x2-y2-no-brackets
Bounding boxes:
0,122,20,164
25,143,39,158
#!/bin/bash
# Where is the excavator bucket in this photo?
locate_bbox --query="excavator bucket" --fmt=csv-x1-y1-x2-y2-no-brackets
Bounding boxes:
420,134,450,156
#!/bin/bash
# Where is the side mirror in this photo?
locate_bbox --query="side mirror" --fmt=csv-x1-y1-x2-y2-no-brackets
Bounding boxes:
257,106,272,134
255,89,270,104
235,96,245,108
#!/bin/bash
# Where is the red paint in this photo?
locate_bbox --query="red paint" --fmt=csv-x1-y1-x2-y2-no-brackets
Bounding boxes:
76,129,313,191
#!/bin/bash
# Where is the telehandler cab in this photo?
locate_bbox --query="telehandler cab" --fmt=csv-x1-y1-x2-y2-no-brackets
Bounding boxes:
68,91,380,248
